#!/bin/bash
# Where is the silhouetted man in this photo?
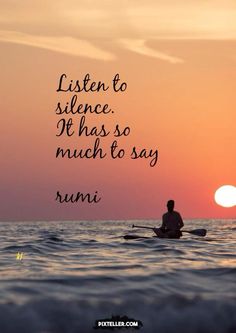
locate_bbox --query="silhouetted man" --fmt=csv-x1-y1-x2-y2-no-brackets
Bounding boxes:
154,200,184,238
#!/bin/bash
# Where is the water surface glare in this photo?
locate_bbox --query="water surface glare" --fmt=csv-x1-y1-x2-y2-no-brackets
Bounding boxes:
0,220,235,333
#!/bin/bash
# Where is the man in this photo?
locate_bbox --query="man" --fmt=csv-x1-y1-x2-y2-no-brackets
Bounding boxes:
154,200,184,238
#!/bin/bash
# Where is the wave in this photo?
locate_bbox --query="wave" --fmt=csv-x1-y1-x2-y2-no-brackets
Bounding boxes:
0,220,235,333
0,296,235,333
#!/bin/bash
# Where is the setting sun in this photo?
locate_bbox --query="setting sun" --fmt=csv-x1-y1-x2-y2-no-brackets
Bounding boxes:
214,185,236,208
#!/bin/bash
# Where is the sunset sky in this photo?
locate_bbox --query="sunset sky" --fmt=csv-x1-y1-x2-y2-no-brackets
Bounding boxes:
0,0,235,220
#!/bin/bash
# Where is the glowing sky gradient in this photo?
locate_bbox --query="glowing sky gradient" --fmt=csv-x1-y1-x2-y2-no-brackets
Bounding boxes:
0,1,235,220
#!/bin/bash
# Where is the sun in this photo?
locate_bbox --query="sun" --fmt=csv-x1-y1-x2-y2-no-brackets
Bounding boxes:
214,185,236,208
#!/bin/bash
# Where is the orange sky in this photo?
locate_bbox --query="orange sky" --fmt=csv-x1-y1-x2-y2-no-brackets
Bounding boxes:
0,1,235,220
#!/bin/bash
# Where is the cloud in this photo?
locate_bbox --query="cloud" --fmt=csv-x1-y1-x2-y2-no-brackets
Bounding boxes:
0,1,235,61
125,3,236,40
0,30,114,60
118,39,184,63
0,30,183,64
1,1,236,40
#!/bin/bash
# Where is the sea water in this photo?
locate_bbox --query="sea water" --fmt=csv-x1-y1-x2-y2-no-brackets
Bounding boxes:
0,220,235,333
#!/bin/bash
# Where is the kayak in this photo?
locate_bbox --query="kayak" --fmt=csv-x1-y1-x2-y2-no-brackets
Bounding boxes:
129,225,207,238
124,235,151,240
123,234,181,240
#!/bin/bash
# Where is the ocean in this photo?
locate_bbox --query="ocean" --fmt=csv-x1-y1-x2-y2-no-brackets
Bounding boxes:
0,220,235,333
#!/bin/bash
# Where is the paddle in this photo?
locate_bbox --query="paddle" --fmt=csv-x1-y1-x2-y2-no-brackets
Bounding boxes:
132,224,207,237
181,229,207,237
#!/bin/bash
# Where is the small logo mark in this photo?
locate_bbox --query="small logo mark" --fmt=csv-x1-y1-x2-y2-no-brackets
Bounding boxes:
16,252,24,260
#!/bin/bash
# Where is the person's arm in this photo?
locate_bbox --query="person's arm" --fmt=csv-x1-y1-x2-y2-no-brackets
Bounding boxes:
161,214,167,231
153,215,165,236
178,213,184,229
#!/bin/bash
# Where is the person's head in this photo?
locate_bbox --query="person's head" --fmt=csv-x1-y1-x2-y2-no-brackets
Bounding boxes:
167,200,175,212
